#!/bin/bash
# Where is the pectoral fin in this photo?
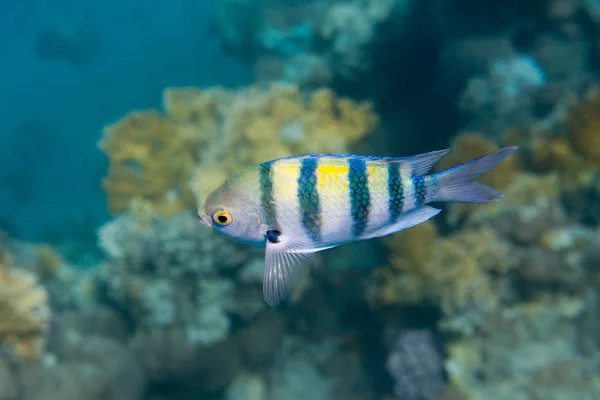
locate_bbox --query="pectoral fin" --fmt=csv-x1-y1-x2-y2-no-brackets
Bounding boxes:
263,240,313,307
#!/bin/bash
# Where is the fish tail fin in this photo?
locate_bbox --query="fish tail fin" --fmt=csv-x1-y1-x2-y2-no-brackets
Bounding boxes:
427,146,518,203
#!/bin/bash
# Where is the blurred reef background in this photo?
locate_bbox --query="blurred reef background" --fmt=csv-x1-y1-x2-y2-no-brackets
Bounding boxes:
1,0,600,399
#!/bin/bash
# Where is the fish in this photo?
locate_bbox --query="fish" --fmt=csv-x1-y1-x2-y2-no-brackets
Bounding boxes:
198,146,518,307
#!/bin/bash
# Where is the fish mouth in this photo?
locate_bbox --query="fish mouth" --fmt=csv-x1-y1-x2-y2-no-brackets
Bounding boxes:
197,209,212,227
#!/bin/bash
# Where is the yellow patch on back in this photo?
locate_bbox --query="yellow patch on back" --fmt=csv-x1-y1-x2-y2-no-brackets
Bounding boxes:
367,165,379,177
316,160,350,193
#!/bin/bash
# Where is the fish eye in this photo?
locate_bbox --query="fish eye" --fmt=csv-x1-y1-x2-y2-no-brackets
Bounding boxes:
213,211,232,226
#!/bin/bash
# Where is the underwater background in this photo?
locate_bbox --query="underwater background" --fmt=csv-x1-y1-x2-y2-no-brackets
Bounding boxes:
1,0,600,398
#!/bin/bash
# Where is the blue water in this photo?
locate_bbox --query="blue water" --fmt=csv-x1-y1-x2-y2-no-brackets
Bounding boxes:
0,0,249,240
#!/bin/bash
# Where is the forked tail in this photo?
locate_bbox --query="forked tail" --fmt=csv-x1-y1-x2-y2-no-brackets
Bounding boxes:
427,146,518,203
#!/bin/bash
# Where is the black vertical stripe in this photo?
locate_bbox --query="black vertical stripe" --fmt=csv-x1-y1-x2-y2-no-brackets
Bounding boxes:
348,158,370,237
412,175,426,205
387,163,404,223
259,161,279,229
297,157,321,243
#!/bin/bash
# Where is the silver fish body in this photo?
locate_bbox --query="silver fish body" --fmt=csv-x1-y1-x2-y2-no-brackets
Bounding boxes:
199,147,518,306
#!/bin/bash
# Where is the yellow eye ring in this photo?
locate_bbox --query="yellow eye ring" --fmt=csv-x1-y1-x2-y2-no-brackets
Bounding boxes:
213,211,232,225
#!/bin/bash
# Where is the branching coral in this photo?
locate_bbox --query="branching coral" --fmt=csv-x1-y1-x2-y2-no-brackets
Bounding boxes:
0,249,51,361
99,83,377,213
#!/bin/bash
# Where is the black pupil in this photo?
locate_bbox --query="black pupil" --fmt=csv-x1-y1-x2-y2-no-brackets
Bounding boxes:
217,215,228,223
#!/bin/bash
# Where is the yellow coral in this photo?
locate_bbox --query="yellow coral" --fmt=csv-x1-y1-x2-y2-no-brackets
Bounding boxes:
100,83,378,214
464,172,560,229
430,230,515,316
0,250,50,361
509,95,600,196
384,220,438,270
185,83,378,204
529,135,578,172
369,226,516,318
567,88,600,163
444,294,586,398
99,111,200,215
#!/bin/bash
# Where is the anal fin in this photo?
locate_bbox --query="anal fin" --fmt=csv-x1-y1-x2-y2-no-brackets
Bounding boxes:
361,205,442,240
263,241,313,307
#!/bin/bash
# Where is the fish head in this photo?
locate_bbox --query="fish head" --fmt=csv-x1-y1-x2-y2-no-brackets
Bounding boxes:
198,168,266,246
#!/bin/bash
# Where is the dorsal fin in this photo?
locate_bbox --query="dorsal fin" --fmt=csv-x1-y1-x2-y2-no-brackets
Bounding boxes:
394,149,451,175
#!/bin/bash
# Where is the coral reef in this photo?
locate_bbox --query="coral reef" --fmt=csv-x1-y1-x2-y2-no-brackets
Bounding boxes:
0,247,50,361
99,82,377,213
12,1,600,399
97,211,257,344
213,0,412,86
99,110,200,215
566,88,600,163
386,329,445,400
445,295,600,400
459,55,546,135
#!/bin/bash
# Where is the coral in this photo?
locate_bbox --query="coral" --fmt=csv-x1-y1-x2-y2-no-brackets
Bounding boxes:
462,172,564,244
98,211,247,277
268,337,333,400
22,335,144,400
567,88,600,163
57,305,130,344
130,330,200,387
583,0,600,24
370,225,517,333
318,0,397,77
386,329,446,400
225,374,267,400
0,249,50,361
459,55,546,136
212,0,412,85
0,355,18,399
99,83,377,213
97,211,259,344
99,110,200,215
385,220,439,271
445,295,600,400
527,133,581,173
34,244,65,279
226,372,267,400
237,312,285,372
266,334,372,400
187,83,378,204
511,87,600,195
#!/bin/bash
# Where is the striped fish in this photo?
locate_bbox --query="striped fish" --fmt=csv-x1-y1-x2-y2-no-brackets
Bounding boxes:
198,146,518,306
